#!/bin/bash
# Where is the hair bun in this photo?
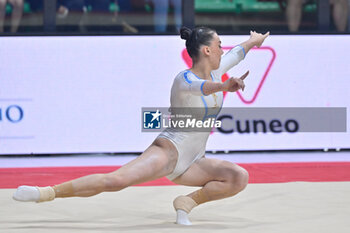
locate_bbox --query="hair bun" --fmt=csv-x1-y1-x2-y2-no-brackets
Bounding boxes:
180,26,192,40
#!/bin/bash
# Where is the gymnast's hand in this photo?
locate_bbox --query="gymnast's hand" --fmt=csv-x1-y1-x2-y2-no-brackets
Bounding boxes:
250,31,270,48
222,71,249,92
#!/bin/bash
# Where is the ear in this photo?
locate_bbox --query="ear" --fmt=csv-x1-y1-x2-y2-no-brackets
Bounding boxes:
202,46,210,56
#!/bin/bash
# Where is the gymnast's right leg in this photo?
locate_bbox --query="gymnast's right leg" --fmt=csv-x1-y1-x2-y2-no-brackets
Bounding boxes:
171,158,249,225
13,138,177,202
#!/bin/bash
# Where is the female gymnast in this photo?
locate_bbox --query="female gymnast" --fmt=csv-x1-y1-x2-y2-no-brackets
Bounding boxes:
13,27,269,225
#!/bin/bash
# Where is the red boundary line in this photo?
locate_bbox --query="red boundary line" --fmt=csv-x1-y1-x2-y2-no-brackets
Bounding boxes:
1,162,350,188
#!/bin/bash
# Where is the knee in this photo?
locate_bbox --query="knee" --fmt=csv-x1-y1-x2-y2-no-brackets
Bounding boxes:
103,174,129,192
237,168,249,191
226,166,249,194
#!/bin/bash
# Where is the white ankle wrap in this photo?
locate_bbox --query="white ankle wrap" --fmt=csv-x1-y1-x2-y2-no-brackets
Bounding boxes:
173,195,198,213
37,186,55,203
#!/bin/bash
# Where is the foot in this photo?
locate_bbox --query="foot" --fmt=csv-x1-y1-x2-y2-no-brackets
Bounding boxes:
13,185,40,202
176,209,192,225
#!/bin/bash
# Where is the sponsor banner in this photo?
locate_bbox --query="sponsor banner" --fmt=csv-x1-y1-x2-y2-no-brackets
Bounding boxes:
0,35,349,154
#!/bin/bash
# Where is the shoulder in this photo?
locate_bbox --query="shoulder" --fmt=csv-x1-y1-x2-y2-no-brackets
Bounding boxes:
175,70,196,84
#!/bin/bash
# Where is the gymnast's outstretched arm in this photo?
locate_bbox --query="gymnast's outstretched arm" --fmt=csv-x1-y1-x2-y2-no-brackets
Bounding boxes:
213,31,270,78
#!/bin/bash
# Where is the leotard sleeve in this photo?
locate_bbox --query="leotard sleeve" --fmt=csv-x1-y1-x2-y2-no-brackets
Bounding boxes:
176,71,207,96
212,45,246,79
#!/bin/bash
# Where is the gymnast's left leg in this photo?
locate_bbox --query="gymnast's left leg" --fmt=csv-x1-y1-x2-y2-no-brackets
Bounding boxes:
12,138,178,202
172,157,249,225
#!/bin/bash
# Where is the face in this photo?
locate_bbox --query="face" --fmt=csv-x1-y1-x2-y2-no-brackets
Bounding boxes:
207,33,224,70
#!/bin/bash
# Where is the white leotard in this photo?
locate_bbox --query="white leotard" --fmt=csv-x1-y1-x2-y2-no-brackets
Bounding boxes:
158,45,246,180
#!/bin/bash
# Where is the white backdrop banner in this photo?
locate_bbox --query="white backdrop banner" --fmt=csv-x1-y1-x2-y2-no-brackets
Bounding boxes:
0,35,349,154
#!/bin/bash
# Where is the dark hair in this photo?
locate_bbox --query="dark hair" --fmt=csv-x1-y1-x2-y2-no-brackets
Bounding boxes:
180,26,216,61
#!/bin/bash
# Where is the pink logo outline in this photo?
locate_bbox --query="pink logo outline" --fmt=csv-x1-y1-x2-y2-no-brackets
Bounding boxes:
181,46,276,104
